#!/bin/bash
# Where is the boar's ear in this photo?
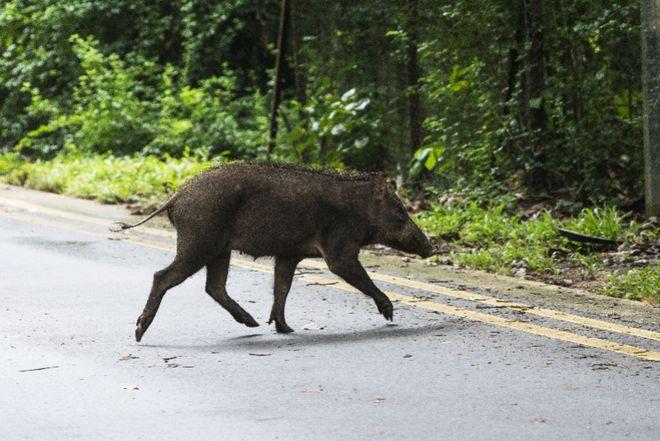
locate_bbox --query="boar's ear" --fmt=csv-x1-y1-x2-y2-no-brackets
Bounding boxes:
372,172,390,200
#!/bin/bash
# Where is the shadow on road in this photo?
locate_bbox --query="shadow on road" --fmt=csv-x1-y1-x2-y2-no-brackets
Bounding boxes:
141,322,459,352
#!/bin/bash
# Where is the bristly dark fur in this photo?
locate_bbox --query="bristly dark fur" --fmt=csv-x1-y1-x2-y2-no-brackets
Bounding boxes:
207,160,375,182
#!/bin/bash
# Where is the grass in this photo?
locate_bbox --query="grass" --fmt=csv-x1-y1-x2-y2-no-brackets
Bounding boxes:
1,151,658,303
603,265,660,303
0,151,215,207
416,201,606,274
415,195,658,303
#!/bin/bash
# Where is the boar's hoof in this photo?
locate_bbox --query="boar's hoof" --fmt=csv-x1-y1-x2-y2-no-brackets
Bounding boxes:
275,322,294,334
135,314,153,342
378,301,394,321
244,318,260,328
269,317,294,333
135,324,146,342
236,313,260,328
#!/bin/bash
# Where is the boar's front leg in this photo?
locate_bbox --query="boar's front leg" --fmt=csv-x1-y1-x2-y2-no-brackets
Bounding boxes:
205,250,259,328
136,257,205,342
323,249,394,321
268,256,302,333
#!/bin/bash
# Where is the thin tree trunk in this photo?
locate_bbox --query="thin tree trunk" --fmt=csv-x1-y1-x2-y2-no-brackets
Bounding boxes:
525,0,547,134
267,0,291,158
524,0,548,187
642,0,660,215
255,0,272,91
558,0,581,129
503,0,524,117
254,0,271,49
406,0,423,157
290,0,310,163
501,0,525,163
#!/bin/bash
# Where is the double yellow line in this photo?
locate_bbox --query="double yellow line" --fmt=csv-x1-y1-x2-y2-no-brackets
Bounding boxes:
1,195,659,362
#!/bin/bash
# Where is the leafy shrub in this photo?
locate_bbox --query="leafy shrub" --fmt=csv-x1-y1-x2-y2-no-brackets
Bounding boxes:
14,35,157,156
417,196,641,276
146,67,267,157
14,36,266,158
68,35,158,154
277,82,374,167
604,265,660,303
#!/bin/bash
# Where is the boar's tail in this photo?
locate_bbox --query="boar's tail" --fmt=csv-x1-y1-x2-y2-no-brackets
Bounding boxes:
109,196,177,232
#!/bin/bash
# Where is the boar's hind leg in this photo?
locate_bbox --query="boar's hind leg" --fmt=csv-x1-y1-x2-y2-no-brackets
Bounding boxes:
205,250,259,328
135,258,205,342
268,256,302,333
324,253,393,321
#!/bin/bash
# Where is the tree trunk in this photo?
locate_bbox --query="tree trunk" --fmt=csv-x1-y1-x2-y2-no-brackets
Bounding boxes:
524,0,548,188
503,0,524,116
642,0,660,216
290,0,310,163
267,0,291,158
254,0,272,91
525,0,547,134
406,0,423,157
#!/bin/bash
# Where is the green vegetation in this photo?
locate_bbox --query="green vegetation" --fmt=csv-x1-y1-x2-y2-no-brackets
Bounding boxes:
0,0,645,203
416,194,658,302
0,151,214,206
604,265,660,303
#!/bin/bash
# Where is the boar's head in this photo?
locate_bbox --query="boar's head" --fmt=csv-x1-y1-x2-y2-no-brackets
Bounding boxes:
370,174,434,259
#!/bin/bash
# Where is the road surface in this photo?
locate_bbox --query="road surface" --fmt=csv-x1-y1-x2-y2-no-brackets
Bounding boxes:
1,186,658,441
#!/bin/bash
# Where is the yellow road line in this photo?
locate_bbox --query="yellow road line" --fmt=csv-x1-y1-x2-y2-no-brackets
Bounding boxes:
0,196,174,238
1,208,659,362
298,259,660,342
213,258,660,362
390,296,660,361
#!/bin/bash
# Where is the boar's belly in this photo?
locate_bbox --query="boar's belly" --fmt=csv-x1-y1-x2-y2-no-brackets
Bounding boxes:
229,202,321,257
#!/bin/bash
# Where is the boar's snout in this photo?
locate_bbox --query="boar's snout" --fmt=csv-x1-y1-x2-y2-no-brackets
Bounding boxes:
400,220,434,259
416,234,435,259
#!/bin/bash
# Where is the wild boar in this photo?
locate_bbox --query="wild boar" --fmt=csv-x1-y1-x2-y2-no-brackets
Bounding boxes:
112,162,434,341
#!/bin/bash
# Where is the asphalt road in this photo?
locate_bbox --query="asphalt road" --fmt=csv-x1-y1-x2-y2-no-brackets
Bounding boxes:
1,187,659,441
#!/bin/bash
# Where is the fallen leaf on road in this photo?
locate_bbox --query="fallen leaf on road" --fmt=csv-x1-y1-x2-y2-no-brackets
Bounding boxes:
303,321,324,330
531,417,546,424
590,363,618,370
403,354,412,358
573,354,597,360
305,281,337,287
119,353,139,361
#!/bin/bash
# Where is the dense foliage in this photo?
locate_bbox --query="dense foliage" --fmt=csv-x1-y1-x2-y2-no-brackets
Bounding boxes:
0,0,644,205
